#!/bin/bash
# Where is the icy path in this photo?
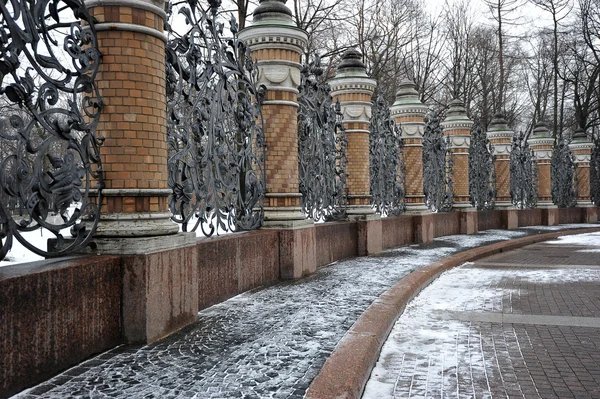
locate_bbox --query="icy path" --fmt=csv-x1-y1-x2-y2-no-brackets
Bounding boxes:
363,232,600,399
12,225,597,399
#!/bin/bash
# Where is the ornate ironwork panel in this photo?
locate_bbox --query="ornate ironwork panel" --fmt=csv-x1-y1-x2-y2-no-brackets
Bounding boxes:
369,92,405,216
551,136,577,208
0,0,103,261
591,132,600,205
422,109,453,212
509,132,538,209
165,1,266,236
468,120,496,210
298,57,347,221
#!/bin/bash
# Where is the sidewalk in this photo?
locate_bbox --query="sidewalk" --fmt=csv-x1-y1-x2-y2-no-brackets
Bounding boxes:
363,232,600,399
11,225,600,399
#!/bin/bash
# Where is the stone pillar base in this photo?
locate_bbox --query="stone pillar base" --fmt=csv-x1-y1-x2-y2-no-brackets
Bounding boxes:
277,224,317,280
95,212,180,238
502,209,519,230
121,234,198,344
580,205,598,223
458,209,479,235
412,212,434,243
541,206,559,226
262,209,317,280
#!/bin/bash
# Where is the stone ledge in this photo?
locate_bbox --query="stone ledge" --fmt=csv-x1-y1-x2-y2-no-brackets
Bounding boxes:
305,226,600,399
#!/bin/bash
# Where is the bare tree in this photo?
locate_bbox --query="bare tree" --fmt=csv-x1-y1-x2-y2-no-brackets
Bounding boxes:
529,0,572,138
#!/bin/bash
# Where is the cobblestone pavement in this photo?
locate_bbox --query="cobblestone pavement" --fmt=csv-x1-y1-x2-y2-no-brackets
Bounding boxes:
363,232,600,399
11,225,596,399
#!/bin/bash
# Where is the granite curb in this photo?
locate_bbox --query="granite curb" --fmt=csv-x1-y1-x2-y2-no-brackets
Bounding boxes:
304,226,600,399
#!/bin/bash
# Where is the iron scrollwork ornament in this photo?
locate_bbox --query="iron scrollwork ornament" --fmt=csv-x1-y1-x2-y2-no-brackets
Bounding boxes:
591,132,600,205
551,136,577,208
422,109,453,212
298,56,348,221
165,0,267,236
510,132,538,209
468,120,495,210
369,92,405,216
0,0,104,261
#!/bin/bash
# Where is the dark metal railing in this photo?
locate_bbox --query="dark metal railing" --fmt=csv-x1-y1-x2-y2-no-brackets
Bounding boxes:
468,120,496,210
165,0,266,236
370,92,405,216
298,57,348,221
510,132,538,209
0,0,103,260
551,136,577,208
423,109,453,212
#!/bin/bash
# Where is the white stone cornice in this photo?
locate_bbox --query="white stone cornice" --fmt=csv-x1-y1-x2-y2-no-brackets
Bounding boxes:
399,124,424,138
448,135,470,148
257,65,301,92
487,131,514,140
85,0,167,20
390,105,428,117
573,153,592,163
532,149,553,160
340,102,372,120
569,142,593,151
238,25,308,53
492,143,512,155
91,22,167,42
529,137,554,147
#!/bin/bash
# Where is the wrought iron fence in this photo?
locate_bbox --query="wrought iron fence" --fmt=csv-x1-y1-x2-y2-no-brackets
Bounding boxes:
369,92,405,216
468,120,496,210
298,57,348,221
551,136,577,208
510,132,538,209
422,109,453,212
165,0,266,236
0,0,104,261
591,132,600,205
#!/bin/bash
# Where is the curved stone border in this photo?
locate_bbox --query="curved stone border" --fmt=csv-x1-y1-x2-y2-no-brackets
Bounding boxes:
305,226,600,399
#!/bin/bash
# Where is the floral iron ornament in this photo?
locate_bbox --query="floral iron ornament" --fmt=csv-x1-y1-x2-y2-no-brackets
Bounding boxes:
422,109,453,212
551,135,577,208
298,56,348,221
165,0,267,236
510,131,538,209
370,92,405,216
468,120,495,210
0,0,103,261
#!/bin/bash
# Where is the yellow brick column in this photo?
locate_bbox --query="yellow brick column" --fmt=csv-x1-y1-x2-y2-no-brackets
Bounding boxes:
390,79,428,212
569,129,597,222
86,0,185,243
487,113,514,209
239,0,317,277
390,79,434,242
530,122,554,205
329,51,376,214
443,99,473,208
443,99,477,234
329,49,381,255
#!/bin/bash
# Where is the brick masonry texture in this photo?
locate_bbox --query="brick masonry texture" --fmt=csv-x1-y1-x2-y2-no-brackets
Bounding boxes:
346,131,370,204
262,99,300,195
405,145,424,199
89,6,169,213
538,163,552,201
495,157,510,201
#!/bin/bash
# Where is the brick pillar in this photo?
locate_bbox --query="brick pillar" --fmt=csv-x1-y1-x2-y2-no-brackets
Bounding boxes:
569,128,597,222
239,0,317,277
487,113,513,208
390,79,428,213
443,99,477,234
530,122,554,205
390,79,433,242
86,0,197,344
329,49,381,255
87,0,179,241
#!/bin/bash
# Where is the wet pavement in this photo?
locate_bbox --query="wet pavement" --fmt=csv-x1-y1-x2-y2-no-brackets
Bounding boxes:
11,225,599,399
363,232,600,399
